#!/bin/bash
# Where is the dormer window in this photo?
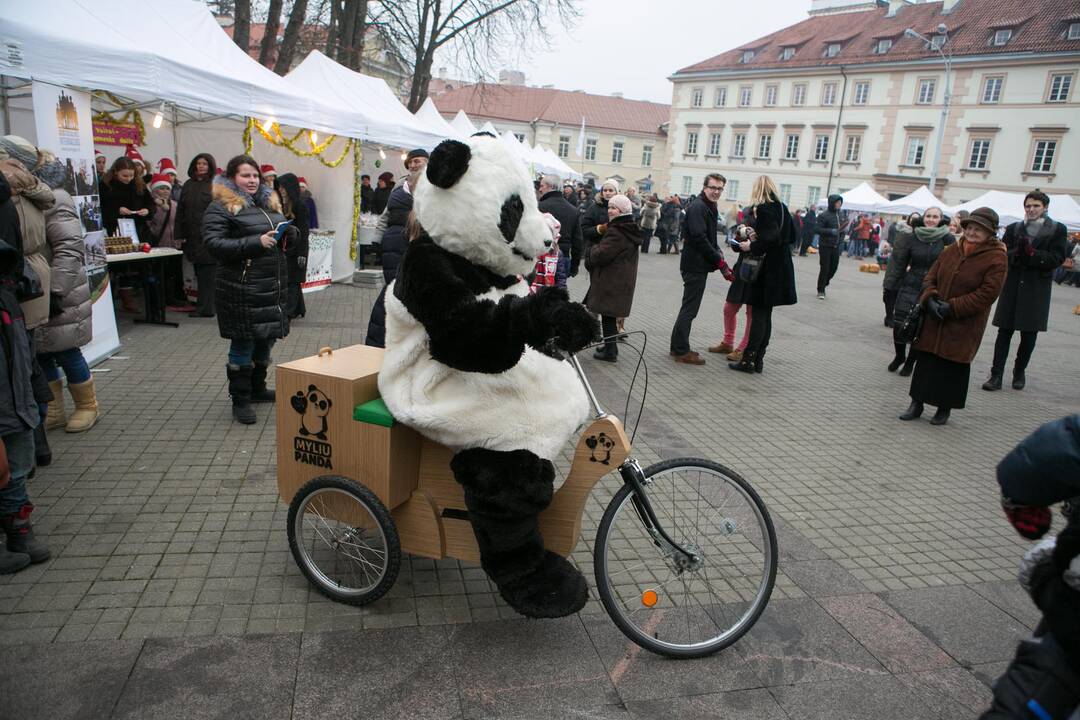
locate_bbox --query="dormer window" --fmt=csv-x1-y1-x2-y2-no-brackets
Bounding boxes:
874,38,893,54
992,28,1012,46
1067,22,1079,40
930,34,947,50
780,47,796,60
825,42,842,58
740,49,755,64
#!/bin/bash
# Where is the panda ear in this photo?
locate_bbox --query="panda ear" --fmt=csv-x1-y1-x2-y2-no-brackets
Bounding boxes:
426,140,471,189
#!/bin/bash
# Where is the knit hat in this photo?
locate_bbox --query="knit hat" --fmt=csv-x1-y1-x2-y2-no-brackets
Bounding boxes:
406,148,429,163
298,177,308,189
609,194,633,216
260,164,277,177
157,157,178,176
31,156,67,190
149,173,172,191
0,135,39,168
540,212,561,245
601,178,620,192
124,145,145,163
960,207,999,235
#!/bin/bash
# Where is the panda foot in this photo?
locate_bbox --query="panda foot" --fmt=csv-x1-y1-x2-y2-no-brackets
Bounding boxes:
497,551,588,619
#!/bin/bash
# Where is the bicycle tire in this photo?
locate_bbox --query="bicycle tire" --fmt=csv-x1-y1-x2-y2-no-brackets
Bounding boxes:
593,458,777,659
287,475,401,606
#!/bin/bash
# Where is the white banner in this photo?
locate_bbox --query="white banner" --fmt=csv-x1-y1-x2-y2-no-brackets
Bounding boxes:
302,230,334,293
31,82,120,366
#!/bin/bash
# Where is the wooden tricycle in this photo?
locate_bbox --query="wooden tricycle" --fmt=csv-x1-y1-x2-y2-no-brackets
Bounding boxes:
276,341,776,658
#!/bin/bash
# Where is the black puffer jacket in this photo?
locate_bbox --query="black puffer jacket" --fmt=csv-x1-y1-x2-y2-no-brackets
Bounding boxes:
380,184,413,284
202,181,290,341
816,195,843,248
581,197,609,252
884,226,953,319
177,153,217,265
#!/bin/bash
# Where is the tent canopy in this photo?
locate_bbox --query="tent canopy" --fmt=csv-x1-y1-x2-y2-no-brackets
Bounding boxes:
950,191,1080,232
414,98,464,141
478,121,500,136
879,186,946,216
450,110,478,137
816,182,890,213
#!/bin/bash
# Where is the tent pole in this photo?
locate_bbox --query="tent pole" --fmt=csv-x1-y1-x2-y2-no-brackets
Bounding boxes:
171,103,180,165
0,76,11,136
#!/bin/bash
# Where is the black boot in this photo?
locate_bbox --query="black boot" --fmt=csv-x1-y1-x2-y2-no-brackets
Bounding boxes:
982,373,1003,391
728,350,756,373
1012,369,1026,391
250,362,276,403
2,504,51,564
33,423,51,467
0,545,30,574
592,346,617,363
898,400,924,421
930,407,951,426
888,343,906,373
451,447,588,619
898,355,916,377
226,363,257,424
754,348,765,373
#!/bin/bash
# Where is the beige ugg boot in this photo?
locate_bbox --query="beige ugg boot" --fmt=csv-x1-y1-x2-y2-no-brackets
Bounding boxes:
65,379,99,433
45,379,66,430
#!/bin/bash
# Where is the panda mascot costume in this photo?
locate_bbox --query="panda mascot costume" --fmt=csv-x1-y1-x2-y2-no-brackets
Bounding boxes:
378,134,599,618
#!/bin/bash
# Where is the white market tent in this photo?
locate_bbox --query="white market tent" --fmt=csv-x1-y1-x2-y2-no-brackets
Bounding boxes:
478,121,500,136
414,98,464,141
450,110,478,137
520,139,560,175
879,186,946,216
950,191,1080,232
535,145,583,181
816,182,891,213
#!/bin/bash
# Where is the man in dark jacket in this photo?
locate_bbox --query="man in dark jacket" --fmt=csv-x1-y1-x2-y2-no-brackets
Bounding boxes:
983,189,1070,392
538,174,583,277
815,194,844,298
176,153,218,316
365,149,428,348
360,174,373,214
799,208,817,256
563,183,579,208
669,174,733,365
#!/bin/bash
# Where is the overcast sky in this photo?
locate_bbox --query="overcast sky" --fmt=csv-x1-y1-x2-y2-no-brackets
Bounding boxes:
504,0,811,104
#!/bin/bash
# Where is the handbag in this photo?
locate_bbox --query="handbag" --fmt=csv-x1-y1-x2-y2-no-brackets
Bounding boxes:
894,303,924,344
16,260,43,302
738,255,764,284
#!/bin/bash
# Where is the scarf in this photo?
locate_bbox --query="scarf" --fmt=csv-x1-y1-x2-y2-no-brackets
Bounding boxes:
914,224,950,243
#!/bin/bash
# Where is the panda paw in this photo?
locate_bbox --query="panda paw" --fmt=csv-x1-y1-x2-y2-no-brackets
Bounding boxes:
551,302,600,354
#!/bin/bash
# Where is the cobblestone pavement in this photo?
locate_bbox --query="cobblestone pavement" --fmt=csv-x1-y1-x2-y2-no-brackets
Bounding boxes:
2,251,1078,718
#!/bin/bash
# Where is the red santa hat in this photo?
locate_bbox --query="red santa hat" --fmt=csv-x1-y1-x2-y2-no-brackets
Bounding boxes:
260,164,277,177
298,177,308,189
149,173,172,191
124,145,145,164
94,149,105,159
157,157,178,176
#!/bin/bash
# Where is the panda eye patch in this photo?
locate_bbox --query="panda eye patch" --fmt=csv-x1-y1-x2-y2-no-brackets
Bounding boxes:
498,195,524,245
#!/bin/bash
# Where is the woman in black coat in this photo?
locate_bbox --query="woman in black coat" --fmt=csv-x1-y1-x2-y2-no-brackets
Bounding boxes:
100,157,154,240
201,154,294,425
882,206,953,376
581,180,617,256
177,153,217,316
584,194,641,362
729,176,797,374
274,173,310,320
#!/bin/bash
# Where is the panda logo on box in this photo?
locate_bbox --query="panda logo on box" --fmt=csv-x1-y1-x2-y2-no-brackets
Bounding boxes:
378,133,598,619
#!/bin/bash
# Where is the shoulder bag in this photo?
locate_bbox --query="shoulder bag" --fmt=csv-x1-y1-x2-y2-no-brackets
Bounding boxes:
894,302,924,344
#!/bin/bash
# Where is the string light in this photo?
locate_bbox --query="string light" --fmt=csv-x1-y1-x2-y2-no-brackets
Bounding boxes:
152,102,165,129
378,147,387,160
262,115,276,131
400,151,408,162
310,130,318,145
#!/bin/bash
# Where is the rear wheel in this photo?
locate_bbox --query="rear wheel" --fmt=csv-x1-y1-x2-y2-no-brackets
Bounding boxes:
287,475,401,605
593,458,776,658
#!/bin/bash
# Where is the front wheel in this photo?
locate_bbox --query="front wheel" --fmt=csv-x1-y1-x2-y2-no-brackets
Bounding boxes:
593,458,777,658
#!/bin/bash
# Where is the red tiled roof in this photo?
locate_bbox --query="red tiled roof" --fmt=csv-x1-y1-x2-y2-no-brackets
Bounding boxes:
431,84,670,135
675,0,1080,75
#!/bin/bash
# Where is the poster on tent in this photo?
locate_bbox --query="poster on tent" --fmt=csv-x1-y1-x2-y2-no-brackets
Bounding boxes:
302,230,334,293
31,82,120,366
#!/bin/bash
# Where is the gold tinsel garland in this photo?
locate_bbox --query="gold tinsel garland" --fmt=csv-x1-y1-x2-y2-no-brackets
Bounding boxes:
91,91,147,146
243,118,361,255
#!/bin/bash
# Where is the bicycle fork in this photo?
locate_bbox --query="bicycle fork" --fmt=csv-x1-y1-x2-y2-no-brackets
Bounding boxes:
619,459,700,571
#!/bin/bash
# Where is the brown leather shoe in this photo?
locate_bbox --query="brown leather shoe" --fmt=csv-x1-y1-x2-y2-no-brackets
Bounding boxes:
672,351,706,366
726,349,743,362
708,342,734,354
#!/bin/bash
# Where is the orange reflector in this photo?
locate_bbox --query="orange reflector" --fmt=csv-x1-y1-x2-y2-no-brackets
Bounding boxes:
641,589,658,607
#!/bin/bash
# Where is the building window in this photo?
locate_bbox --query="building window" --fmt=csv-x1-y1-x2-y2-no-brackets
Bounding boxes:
780,47,795,60
727,179,740,201
513,132,525,142
1031,140,1057,172
808,185,821,205
1048,73,1073,102
682,176,693,194
691,87,704,107
585,138,597,161
765,85,778,106
557,135,570,158
714,87,727,107
916,78,936,104
792,83,807,106
814,135,829,161
784,134,800,160
825,42,841,58
641,145,653,167
844,135,862,162
779,184,792,204
853,81,870,105
981,76,1003,103
611,141,624,164
732,133,747,157
686,131,698,155
905,136,927,166
740,50,755,64
968,139,991,169
1069,22,1080,40
874,38,893,54
930,34,947,50
739,85,752,107
757,135,772,159
992,28,1012,46
822,82,838,106
708,132,722,156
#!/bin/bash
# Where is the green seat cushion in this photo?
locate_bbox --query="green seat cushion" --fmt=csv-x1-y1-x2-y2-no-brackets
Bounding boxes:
353,397,395,427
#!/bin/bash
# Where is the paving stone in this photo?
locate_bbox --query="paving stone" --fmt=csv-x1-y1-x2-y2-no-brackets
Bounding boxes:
895,666,995,720
626,688,787,719
780,559,868,598
969,580,1040,630
769,675,937,719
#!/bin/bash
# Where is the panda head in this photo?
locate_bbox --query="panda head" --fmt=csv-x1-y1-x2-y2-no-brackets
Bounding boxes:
413,134,549,278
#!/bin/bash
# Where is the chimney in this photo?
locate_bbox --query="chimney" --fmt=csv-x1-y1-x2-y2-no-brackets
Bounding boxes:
885,0,911,17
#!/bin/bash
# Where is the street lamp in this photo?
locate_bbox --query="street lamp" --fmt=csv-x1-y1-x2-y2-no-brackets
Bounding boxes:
904,24,952,195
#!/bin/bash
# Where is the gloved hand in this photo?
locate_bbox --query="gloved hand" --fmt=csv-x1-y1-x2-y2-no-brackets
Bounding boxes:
927,297,951,321
596,224,607,235
717,259,734,282
1002,497,1052,540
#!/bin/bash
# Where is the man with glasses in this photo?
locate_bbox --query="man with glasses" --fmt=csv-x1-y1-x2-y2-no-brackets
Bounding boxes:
670,174,734,365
